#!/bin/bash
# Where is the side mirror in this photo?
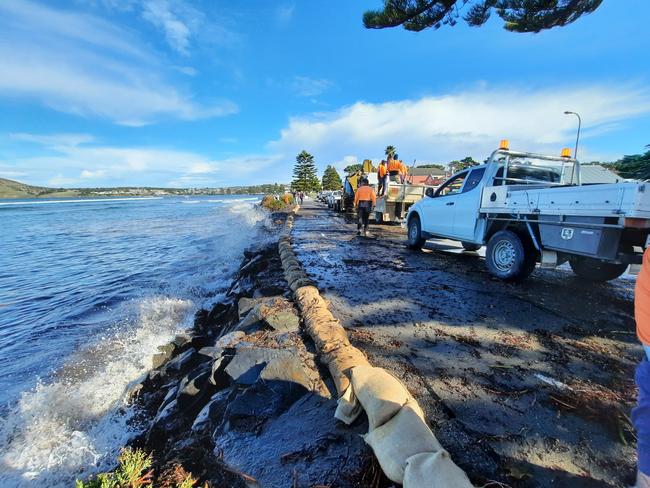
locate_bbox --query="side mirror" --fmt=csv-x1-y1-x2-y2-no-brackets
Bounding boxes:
425,187,434,198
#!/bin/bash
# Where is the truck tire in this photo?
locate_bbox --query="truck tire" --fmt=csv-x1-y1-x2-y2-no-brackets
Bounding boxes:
486,230,535,281
569,257,627,282
407,215,426,250
461,242,481,252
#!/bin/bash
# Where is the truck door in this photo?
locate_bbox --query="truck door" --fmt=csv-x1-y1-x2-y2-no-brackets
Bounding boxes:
420,170,469,237
451,167,486,240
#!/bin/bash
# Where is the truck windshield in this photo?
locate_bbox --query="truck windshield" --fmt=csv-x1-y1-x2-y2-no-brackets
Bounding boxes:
494,157,577,185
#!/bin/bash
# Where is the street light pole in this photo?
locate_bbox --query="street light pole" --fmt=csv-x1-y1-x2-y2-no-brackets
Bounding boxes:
564,111,581,159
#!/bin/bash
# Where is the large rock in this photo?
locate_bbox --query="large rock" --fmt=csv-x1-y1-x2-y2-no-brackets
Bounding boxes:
235,298,300,334
176,363,216,417
239,254,268,276
191,388,236,433
224,347,293,385
150,399,182,436
214,394,370,488
160,347,202,378
259,355,314,391
152,342,178,369
219,379,308,433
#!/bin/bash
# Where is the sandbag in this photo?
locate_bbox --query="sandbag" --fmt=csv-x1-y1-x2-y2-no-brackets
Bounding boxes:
324,346,369,394
303,320,350,353
289,277,314,291
335,384,362,424
364,400,444,484
350,365,413,430
403,451,473,488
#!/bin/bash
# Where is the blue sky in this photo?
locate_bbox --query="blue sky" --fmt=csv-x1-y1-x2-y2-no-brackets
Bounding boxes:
0,0,649,188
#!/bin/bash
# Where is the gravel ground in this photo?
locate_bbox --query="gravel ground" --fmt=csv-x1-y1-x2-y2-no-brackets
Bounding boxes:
292,200,643,488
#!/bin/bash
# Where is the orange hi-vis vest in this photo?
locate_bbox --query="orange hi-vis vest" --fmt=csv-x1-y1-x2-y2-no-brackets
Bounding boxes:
388,160,401,172
354,185,376,206
378,163,387,177
636,247,650,345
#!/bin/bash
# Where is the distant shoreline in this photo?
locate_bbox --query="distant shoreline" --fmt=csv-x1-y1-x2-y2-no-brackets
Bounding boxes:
0,177,287,200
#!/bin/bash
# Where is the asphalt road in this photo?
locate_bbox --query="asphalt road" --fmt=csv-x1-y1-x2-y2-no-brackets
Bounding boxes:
292,200,643,488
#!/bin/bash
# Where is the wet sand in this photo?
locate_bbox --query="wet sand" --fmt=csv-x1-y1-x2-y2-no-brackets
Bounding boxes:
292,200,642,488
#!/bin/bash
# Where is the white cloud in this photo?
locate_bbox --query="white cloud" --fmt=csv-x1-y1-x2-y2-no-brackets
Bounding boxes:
271,84,650,165
290,76,332,97
10,133,95,148
48,174,80,187
142,0,193,55
2,133,283,187
80,169,107,179
0,0,237,125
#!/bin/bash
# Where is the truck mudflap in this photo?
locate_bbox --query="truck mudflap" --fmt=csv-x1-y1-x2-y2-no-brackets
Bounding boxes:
538,215,621,260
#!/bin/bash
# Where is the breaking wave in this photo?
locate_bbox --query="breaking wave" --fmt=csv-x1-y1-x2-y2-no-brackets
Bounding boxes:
0,197,270,487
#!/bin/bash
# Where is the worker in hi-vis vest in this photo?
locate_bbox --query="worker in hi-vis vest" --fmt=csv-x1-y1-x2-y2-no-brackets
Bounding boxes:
396,153,407,183
634,247,650,488
354,177,376,237
377,160,388,197
387,155,401,182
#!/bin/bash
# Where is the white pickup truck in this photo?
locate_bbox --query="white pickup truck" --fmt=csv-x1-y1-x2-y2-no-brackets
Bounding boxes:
406,147,650,281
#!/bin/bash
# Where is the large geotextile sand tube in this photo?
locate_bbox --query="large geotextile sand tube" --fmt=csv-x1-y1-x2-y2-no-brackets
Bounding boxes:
278,210,473,488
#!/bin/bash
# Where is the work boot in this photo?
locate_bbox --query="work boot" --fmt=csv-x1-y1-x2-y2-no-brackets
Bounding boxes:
357,229,361,236
635,471,650,488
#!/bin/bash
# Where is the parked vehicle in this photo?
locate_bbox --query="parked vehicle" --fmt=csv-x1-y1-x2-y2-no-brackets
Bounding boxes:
327,191,342,210
374,182,433,223
406,143,650,282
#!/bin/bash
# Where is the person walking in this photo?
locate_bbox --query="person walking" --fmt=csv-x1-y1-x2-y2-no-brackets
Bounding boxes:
299,191,304,205
377,160,388,197
354,177,376,237
634,247,650,487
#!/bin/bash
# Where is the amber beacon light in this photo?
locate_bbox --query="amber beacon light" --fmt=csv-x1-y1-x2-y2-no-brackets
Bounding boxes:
561,147,572,158
499,139,510,150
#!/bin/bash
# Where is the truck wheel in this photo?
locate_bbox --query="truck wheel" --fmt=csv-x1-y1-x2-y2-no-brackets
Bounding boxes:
486,230,535,281
461,242,481,252
569,257,627,282
407,216,426,250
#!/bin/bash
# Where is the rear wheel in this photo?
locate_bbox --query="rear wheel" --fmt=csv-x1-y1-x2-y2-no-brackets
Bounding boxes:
461,242,481,252
486,230,536,281
407,215,426,250
569,257,627,282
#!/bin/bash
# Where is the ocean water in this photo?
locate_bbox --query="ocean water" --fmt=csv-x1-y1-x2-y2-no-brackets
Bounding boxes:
0,195,269,487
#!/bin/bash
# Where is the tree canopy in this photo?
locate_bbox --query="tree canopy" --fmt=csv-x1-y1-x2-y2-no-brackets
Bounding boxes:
322,165,343,190
344,163,364,174
448,156,478,174
291,150,321,192
611,150,650,181
363,0,603,33
416,163,446,170
385,145,397,158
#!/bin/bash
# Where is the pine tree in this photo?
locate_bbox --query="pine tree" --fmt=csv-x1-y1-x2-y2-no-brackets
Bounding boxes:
363,0,603,33
321,165,343,190
613,150,650,181
291,150,321,192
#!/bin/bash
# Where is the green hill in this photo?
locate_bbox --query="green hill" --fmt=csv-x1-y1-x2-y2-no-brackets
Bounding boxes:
0,178,80,199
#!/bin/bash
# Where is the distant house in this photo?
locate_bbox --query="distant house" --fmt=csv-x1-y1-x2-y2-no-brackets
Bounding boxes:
408,167,447,186
580,165,624,184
